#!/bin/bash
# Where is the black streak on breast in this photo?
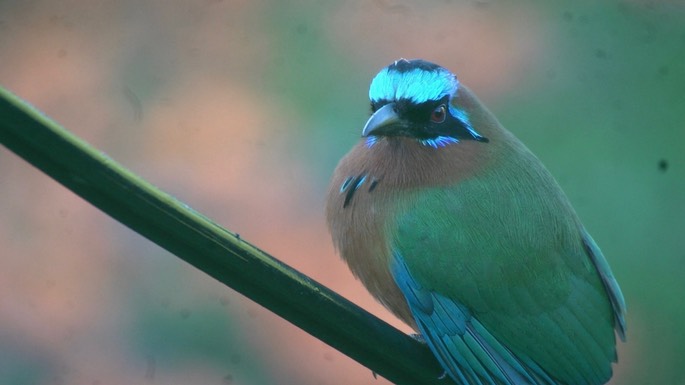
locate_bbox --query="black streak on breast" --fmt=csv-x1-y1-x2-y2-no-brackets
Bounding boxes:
341,173,374,208
368,178,379,192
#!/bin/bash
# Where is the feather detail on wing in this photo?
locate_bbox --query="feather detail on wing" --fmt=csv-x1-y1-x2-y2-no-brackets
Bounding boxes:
581,230,627,341
392,253,559,385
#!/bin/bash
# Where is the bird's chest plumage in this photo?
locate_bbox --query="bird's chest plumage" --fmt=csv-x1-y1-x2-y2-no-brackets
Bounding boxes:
325,138,485,327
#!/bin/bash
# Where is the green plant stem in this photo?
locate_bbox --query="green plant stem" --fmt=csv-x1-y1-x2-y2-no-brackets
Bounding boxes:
0,86,451,385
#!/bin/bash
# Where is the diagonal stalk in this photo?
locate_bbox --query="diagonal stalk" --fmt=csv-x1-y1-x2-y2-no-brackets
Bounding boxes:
0,86,451,385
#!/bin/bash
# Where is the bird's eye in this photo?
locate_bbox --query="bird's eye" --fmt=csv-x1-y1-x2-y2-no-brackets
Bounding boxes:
430,104,447,123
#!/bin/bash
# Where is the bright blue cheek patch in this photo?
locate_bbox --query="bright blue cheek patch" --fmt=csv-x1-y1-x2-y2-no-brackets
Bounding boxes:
450,105,486,142
369,67,458,104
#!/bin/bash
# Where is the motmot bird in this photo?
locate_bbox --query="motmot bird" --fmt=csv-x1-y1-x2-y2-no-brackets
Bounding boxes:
326,59,626,385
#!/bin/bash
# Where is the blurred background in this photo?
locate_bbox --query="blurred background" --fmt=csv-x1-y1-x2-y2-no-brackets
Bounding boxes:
0,0,683,384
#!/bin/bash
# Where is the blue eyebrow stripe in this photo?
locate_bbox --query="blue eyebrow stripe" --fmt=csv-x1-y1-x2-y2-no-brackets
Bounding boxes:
369,67,458,104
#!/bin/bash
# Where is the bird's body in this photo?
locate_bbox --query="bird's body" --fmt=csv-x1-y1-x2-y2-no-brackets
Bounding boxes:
326,59,625,385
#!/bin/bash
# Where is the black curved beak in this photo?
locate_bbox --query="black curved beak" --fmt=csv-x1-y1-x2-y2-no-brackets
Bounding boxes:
362,103,402,137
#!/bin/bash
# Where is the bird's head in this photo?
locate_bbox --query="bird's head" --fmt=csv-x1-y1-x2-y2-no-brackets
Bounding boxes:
363,59,489,148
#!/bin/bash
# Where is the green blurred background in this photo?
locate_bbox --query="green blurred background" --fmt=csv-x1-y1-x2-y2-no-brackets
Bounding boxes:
0,1,683,384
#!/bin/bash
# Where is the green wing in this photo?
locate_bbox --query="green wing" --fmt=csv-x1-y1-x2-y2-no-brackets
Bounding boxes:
390,158,625,385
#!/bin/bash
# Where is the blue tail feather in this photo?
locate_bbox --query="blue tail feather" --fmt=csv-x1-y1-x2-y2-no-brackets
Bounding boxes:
391,253,559,385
